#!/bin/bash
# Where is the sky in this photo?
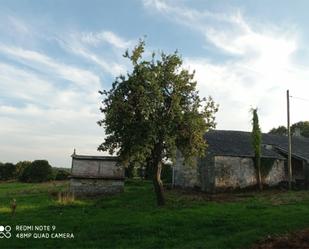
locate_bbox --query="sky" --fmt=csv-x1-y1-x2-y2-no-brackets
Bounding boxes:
1,0,309,167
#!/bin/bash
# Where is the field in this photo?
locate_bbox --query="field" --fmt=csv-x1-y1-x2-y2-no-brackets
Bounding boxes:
0,180,309,249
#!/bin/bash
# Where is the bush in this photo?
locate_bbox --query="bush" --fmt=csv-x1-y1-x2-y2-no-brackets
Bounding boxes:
19,160,53,182
15,161,31,178
0,163,16,180
55,169,70,180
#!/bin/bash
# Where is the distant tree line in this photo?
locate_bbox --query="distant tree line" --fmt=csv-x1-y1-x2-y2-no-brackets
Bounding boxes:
269,121,309,137
0,160,70,182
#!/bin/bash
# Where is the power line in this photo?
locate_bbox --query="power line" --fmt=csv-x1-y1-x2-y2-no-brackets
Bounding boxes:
290,95,309,102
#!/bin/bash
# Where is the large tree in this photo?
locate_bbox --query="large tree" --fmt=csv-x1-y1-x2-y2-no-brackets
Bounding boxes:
98,41,218,205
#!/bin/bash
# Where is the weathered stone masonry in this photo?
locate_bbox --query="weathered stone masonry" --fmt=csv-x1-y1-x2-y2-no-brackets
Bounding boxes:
174,153,285,192
174,130,309,192
212,155,285,191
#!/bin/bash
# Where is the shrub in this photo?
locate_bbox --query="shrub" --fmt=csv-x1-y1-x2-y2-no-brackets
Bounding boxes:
0,163,16,180
18,165,30,182
55,169,70,180
19,160,53,182
15,161,31,178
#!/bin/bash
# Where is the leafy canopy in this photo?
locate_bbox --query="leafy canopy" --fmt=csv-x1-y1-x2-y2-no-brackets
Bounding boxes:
269,126,287,136
98,41,218,165
269,121,309,137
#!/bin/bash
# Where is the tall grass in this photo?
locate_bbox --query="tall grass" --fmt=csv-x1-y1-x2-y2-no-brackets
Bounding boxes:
57,191,75,205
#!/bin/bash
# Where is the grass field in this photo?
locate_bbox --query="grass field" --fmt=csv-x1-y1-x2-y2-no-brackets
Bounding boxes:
0,180,309,249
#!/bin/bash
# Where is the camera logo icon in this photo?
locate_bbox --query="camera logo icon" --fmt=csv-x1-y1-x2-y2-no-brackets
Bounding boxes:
0,225,11,239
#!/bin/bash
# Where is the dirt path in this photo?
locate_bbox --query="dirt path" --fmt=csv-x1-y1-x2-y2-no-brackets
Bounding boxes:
251,229,309,249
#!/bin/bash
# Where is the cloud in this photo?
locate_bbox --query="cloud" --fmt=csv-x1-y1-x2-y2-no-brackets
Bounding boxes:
0,14,137,166
0,62,55,103
0,45,105,166
56,31,133,77
0,44,101,90
80,31,132,49
0,82,105,167
61,41,126,76
7,16,30,34
144,0,309,132
0,8,141,166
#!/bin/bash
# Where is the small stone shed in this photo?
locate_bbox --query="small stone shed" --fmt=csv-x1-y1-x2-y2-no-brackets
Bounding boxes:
70,153,124,196
174,130,309,192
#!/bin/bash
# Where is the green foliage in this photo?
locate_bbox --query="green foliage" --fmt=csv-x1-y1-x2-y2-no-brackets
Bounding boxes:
0,162,16,180
125,163,136,178
54,169,70,180
269,121,309,137
269,126,287,135
251,108,262,160
291,121,309,137
98,41,218,167
251,108,262,189
19,160,53,182
15,161,32,178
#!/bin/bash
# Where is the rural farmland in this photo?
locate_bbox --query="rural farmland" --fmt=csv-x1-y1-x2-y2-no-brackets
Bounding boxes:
2,1,309,248
1,180,309,248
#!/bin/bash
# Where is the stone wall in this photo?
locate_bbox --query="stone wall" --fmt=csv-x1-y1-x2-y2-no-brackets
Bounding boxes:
174,151,200,188
264,159,286,185
214,156,256,189
174,153,286,192
70,178,124,196
214,156,285,190
199,153,215,192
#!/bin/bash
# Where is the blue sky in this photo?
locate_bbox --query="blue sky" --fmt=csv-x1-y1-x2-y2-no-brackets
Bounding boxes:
1,0,309,167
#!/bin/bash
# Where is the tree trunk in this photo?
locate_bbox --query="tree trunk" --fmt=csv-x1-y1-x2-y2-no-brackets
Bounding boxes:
153,161,165,206
256,156,263,190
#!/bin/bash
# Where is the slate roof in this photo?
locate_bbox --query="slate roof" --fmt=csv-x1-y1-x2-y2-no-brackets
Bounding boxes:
204,130,309,160
72,154,118,161
263,133,309,160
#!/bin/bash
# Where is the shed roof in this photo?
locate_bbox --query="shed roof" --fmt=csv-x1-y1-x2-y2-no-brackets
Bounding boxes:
262,132,309,161
204,130,292,159
72,154,118,161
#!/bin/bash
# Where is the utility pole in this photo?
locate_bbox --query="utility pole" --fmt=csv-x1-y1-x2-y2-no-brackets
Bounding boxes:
287,90,292,190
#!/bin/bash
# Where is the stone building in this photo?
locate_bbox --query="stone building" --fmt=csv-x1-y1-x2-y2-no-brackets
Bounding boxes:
70,153,124,196
174,130,309,192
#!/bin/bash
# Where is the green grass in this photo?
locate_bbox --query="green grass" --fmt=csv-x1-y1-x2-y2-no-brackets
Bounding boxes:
0,180,309,249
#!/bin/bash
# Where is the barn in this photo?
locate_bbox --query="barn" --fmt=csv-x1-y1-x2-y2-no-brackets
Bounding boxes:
174,130,309,192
